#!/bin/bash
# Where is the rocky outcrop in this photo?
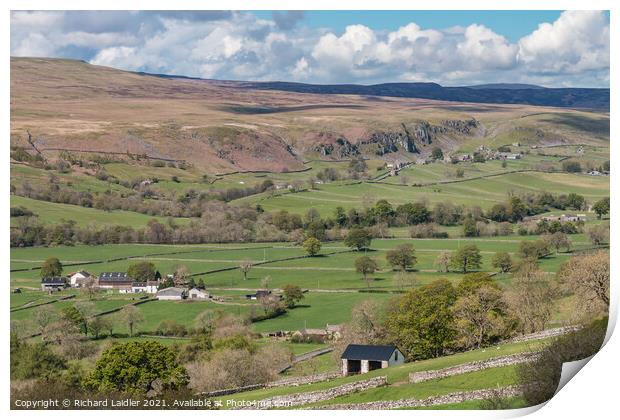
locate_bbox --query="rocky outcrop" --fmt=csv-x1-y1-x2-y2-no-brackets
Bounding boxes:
409,352,540,383
358,130,417,155
314,384,526,410
441,118,479,134
311,137,360,158
235,376,387,410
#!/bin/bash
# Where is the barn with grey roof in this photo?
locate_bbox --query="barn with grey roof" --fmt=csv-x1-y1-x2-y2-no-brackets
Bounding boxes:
341,344,404,376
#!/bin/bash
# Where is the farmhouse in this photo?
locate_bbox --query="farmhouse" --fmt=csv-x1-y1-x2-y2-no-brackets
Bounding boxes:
98,272,134,290
69,270,91,287
41,277,68,292
341,344,404,376
156,287,187,300
131,280,159,294
188,288,210,299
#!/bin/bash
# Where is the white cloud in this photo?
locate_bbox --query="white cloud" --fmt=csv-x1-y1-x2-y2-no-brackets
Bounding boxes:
518,10,609,75
9,10,609,87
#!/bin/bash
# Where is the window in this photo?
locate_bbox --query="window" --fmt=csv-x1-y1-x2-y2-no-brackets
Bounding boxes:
394,352,398,361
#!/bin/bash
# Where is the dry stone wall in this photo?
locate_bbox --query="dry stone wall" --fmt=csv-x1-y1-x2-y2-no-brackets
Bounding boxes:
409,352,540,383
236,376,387,410
315,385,525,410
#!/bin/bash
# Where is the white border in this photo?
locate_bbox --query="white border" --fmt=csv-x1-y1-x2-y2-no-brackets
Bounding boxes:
2,2,617,420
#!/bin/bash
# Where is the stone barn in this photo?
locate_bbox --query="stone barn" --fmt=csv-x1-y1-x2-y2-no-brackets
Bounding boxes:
341,344,404,376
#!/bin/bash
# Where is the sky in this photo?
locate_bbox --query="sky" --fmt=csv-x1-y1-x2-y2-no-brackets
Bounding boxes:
10,10,610,87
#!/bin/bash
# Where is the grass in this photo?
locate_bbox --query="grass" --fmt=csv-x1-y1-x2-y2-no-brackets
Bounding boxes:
225,338,549,405
10,196,190,228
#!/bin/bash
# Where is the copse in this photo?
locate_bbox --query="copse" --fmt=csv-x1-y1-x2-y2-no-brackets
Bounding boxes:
491,251,513,273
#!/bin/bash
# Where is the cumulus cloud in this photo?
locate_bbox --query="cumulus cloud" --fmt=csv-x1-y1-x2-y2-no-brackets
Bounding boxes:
10,10,609,87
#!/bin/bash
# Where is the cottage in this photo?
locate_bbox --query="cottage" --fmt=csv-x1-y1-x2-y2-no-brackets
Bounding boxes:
69,270,91,287
588,170,602,176
341,344,404,376
300,328,329,342
156,287,187,300
188,288,210,300
98,272,134,290
41,277,68,292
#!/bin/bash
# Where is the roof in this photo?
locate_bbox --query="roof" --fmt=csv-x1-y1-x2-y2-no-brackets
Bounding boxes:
41,277,67,285
341,344,399,361
99,272,133,282
71,270,91,277
301,328,328,336
132,282,147,287
157,287,186,296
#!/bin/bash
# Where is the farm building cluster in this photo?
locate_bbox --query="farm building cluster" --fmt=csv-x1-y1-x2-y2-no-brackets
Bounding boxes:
39,269,214,301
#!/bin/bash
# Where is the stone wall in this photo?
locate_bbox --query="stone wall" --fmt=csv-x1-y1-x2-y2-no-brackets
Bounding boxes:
199,371,341,398
409,352,540,383
315,385,525,410
236,376,388,410
502,326,579,344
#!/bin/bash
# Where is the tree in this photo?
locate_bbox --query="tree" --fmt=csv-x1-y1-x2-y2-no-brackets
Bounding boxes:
303,237,322,256
452,277,509,349
491,251,513,273
281,284,304,308
82,276,98,300
260,275,271,290
431,147,444,160
239,260,253,281
173,265,191,284
386,244,417,271
84,341,189,394
40,257,62,278
517,318,606,406
355,256,379,288
88,316,109,339
506,262,556,333
519,239,550,260
548,232,571,253
557,251,609,314
449,245,482,273
587,223,609,246
33,307,57,334
120,305,144,337
10,337,67,380
592,197,610,219
462,217,479,237
385,279,457,360
393,271,417,291
127,261,156,282
434,251,451,273
61,305,87,336
344,227,372,251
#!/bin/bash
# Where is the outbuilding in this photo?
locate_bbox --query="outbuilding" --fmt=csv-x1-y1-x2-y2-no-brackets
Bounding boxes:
41,277,68,292
341,344,404,376
156,287,187,300
188,288,210,300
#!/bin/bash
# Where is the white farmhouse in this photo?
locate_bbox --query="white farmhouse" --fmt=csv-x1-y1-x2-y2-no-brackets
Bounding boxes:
69,270,91,287
188,288,210,300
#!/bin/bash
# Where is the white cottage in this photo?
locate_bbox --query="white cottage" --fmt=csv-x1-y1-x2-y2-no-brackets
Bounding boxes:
69,270,91,287
188,288,210,300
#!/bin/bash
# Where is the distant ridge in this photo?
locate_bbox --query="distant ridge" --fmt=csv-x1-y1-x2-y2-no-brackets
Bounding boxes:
228,81,608,111
466,83,546,90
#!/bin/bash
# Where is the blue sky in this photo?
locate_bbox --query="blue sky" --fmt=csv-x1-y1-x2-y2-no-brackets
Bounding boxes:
252,10,565,42
10,10,610,87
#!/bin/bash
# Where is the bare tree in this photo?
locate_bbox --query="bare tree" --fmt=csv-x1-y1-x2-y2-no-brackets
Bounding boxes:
32,306,57,334
434,251,451,273
120,305,144,337
239,260,253,281
506,262,557,333
558,251,609,315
